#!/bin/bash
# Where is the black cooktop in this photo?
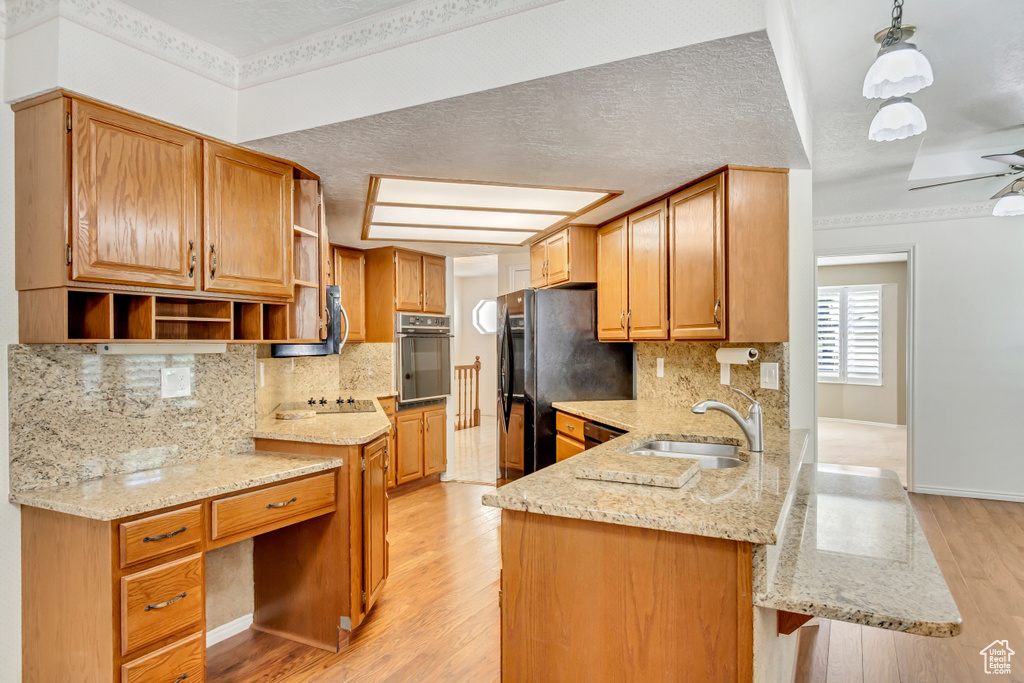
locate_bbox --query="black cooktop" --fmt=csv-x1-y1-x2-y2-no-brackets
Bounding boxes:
278,397,377,414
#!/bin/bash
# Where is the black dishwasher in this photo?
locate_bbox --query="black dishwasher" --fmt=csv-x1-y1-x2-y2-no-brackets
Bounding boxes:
583,421,626,449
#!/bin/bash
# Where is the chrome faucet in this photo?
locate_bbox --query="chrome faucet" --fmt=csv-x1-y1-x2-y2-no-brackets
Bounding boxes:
691,388,764,452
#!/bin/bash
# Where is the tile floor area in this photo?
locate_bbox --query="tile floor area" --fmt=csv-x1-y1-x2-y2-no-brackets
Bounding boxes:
448,415,497,485
817,419,908,488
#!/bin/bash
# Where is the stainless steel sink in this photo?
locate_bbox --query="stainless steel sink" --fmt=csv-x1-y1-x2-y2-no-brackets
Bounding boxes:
628,441,745,469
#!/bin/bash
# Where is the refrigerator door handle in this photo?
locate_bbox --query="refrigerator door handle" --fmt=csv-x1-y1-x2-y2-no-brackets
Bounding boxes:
500,310,514,431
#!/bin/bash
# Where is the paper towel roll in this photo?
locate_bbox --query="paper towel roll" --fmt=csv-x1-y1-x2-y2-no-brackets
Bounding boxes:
716,347,759,365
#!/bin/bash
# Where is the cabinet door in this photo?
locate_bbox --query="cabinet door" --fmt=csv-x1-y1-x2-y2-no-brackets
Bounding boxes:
386,419,397,489
669,174,726,340
506,406,524,471
396,412,423,484
596,218,629,341
556,433,586,462
529,241,548,288
203,141,293,297
395,251,423,311
362,437,389,614
423,408,447,475
627,201,669,340
71,100,201,289
545,230,569,286
422,255,446,314
334,248,366,342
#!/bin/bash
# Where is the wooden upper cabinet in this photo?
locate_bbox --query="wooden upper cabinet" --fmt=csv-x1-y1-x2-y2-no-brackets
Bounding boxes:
333,247,366,343
626,200,669,340
203,141,294,298
596,218,629,341
422,255,446,314
669,174,726,340
545,230,569,286
71,100,201,289
423,408,447,476
529,241,548,288
395,250,423,311
362,437,389,615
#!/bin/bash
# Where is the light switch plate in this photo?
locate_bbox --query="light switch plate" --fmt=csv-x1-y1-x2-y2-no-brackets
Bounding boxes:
760,362,779,391
161,367,191,398
656,358,664,378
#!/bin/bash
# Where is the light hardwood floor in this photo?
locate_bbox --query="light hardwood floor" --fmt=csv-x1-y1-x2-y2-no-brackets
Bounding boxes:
207,481,500,682
795,493,1024,683
448,415,497,485
818,419,908,487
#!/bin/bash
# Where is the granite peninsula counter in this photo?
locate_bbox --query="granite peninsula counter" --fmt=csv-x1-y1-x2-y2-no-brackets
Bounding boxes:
485,399,961,682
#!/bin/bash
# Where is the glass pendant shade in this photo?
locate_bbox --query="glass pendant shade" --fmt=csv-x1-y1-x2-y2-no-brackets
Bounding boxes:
992,191,1024,217
869,97,927,142
863,42,934,99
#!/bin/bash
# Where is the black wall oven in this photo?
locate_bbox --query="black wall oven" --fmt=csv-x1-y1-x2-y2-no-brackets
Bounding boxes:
396,313,452,404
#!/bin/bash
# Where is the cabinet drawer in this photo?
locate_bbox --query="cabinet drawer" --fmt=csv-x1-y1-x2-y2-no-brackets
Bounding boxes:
121,554,204,656
121,632,204,683
556,433,586,462
378,396,396,417
555,411,586,439
210,473,335,541
120,505,202,568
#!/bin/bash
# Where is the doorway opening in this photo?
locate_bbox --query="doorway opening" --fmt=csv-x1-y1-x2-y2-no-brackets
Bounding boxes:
815,250,912,489
450,254,500,484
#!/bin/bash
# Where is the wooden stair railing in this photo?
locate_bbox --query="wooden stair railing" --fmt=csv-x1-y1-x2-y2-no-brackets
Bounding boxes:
455,356,482,431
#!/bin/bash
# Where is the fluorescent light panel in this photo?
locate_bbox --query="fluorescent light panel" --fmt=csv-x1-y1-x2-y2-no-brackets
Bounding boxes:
367,225,535,245
376,178,607,213
372,205,562,231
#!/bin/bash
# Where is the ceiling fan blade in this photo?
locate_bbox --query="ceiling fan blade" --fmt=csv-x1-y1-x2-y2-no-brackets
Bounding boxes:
981,150,1024,166
909,171,1016,191
991,174,1024,200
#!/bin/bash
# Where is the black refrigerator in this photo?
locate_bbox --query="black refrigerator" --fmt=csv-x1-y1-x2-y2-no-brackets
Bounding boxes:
497,288,634,485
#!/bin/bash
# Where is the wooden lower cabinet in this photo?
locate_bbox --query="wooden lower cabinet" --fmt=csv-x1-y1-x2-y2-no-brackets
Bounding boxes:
555,410,587,462
21,449,389,682
501,510,752,681
555,434,586,462
394,404,448,486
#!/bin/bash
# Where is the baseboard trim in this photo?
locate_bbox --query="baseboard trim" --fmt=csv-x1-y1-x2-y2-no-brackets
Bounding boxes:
817,417,905,429
207,613,253,647
913,485,1024,503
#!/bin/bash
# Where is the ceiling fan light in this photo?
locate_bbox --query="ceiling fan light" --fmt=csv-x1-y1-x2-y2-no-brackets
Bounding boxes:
868,97,927,142
992,192,1024,217
862,42,934,99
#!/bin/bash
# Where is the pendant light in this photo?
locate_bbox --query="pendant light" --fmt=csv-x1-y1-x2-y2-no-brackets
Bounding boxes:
993,183,1024,217
868,96,927,142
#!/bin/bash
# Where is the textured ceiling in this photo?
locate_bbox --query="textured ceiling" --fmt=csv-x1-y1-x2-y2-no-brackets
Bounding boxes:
245,32,808,256
119,0,415,56
789,0,1024,217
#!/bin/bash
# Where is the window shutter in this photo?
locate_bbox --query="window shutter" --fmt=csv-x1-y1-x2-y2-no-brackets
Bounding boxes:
816,287,842,382
845,286,882,384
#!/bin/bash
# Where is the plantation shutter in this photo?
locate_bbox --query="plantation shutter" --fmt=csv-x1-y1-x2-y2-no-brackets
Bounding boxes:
845,285,882,384
816,287,842,382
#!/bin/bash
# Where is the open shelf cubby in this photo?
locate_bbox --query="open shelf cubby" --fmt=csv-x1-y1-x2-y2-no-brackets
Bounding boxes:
263,303,289,341
289,286,320,343
154,297,232,321
293,230,319,285
68,291,113,341
113,294,155,340
233,302,263,341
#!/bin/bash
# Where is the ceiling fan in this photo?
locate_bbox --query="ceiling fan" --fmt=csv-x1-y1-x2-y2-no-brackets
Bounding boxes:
910,149,1024,198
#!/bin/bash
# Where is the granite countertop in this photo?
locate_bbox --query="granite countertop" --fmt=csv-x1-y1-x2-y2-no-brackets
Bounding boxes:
9,451,345,521
254,395,392,446
483,400,811,544
755,463,962,637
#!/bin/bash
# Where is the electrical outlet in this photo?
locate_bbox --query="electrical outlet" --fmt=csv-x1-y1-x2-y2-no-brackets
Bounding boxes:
161,367,191,398
656,358,664,378
760,362,779,391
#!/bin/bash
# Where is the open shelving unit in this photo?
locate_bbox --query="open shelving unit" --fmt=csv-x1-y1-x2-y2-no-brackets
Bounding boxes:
289,178,323,344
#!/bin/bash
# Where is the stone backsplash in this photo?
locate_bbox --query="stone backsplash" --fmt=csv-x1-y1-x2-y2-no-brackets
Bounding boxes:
8,344,257,492
636,342,789,429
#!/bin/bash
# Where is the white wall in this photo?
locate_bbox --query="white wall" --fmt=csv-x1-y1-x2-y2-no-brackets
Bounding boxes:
0,36,21,683
497,251,530,296
453,276,499,418
818,262,907,425
815,216,1024,500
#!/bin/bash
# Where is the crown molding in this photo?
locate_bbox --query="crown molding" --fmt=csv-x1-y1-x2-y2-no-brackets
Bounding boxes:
3,0,564,89
813,201,996,230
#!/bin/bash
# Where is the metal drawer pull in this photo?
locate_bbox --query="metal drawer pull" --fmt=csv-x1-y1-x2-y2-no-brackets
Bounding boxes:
174,674,189,683
567,425,575,430
266,496,297,509
143,526,187,543
145,591,187,611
